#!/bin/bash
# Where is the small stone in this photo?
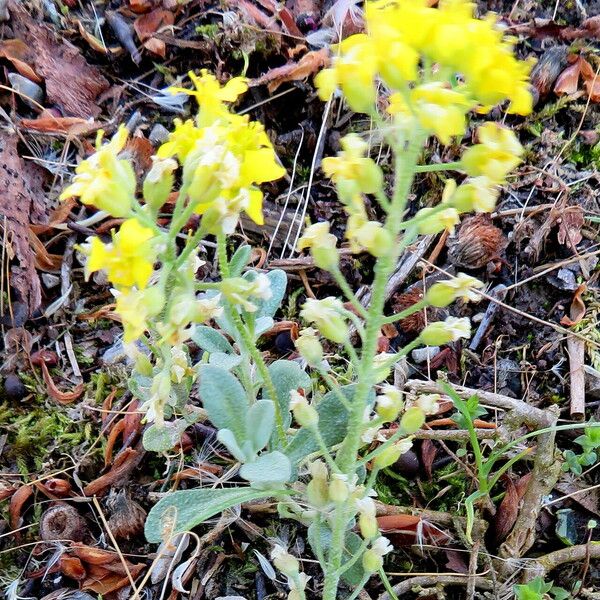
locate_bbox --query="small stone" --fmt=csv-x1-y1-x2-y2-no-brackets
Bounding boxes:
4,374,27,399
8,73,44,108
411,346,440,364
149,123,170,146
41,273,60,288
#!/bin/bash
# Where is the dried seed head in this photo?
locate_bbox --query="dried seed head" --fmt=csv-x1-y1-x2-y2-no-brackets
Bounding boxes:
40,504,88,542
391,288,426,333
106,489,147,540
448,214,507,269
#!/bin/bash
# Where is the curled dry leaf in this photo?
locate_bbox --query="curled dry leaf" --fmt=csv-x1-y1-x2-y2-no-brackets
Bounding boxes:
560,283,587,327
494,473,532,544
0,39,42,82
554,56,583,96
556,205,584,248
133,9,174,58
252,48,330,92
377,514,450,546
20,115,100,136
38,360,84,404
9,483,33,532
83,446,144,496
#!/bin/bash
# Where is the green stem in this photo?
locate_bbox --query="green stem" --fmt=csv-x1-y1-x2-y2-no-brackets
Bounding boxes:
379,568,400,600
310,425,341,474
413,161,462,173
321,132,424,600
216,234,287,446
381,299,428,324
330,265,369,319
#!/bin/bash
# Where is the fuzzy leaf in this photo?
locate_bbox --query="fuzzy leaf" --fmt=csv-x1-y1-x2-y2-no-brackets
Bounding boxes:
246,399,275,453
229,245,252,277
192,326,234,354
267,360,311,433
145,488,280,543
143,420,188,452
243,269,287,319
198,365,248,440
239,451,292,488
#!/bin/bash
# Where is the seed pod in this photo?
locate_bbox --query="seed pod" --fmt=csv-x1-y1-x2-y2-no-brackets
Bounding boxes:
448,214,507,270
40,504,88,542
106,489,147,540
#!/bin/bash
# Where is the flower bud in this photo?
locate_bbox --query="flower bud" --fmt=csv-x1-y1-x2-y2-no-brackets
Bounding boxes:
420,317,471,346
300,297,348,344
356,497,378,539
295,328,323,366
362,548,383,573
271,545,299,577
451,176,498,213
289,390,319,428
373,439,409,469
376,385,404,422
143,157,177,212
416,207,460,235
400,407,425,434
306,460,329,507
298,222,339,271
328,473,350,504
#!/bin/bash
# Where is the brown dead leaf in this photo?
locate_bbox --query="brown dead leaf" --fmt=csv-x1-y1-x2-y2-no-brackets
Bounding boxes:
561,284,587,327
554,57,582,96
39,360,84,404
134,9,174,41
59,556,86,581
28,229,62,272
9,484,33,532
420,439,437,480
83,446,144,496
228,0,281,31
30,198,76,235
494,473,532,544
0,39,42,82
377,514,449,546
253,48,330,92
20,115,100,136
557,205,584,249
9,0,109,117
0,133,48,313
556,478,600,517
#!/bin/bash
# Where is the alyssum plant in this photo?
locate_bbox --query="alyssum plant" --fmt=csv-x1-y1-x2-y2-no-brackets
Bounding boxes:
61,1,533,597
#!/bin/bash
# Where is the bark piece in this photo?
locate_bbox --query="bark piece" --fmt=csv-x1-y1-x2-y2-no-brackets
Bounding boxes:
8,0,109,117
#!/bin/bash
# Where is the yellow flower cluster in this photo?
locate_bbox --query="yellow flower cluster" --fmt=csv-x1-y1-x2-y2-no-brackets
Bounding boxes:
316,0,533,143
159,70,286,234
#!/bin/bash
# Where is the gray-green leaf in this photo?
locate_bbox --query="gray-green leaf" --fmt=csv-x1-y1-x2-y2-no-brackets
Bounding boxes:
246,399,275,453
145,488,281,543
198,365,248,440
239,451,292,488
192,326,234,354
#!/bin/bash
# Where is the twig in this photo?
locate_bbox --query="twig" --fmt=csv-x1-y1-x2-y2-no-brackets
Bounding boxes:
522,543,600,580
567,333,586,421
377,574,493,600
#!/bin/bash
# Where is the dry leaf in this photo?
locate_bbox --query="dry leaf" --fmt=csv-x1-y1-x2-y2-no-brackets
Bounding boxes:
28,229,62,272
83,446,144,496
494,473,532,544
9,0,109,117
557,205,584,248
9,484,33,532
554,57,582,96
134,9,174,44
39,360,84,404
561,284,587,327
253,48,330,92
0,39,42,82
20,115,100,136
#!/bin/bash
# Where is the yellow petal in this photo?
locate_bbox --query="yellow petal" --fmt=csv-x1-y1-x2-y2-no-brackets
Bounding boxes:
245,188,264,225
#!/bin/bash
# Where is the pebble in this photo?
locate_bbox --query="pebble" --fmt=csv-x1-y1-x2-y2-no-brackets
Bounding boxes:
411,346,440,364
8,73,44,108
149,123,170,146
4,374,27,399
41,273,61,289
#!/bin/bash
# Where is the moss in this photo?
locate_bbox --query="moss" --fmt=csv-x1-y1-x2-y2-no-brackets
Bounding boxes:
195,23,221,40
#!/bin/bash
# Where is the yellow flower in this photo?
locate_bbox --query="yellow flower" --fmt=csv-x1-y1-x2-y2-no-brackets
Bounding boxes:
321,134,383,203
415,206,460,234
410,83,472,144
86,218,158,289
60,126,135,217
314,34,378,113
451,176,498,213
170,70,248,125
156,119,204,162
114,286,165,343
298,222,339,270
462,122,523,182
346,215,392,258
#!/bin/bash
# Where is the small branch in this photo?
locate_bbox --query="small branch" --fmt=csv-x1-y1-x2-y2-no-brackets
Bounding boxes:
377,574,493,600
567,333,586,421
522,543,600,581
